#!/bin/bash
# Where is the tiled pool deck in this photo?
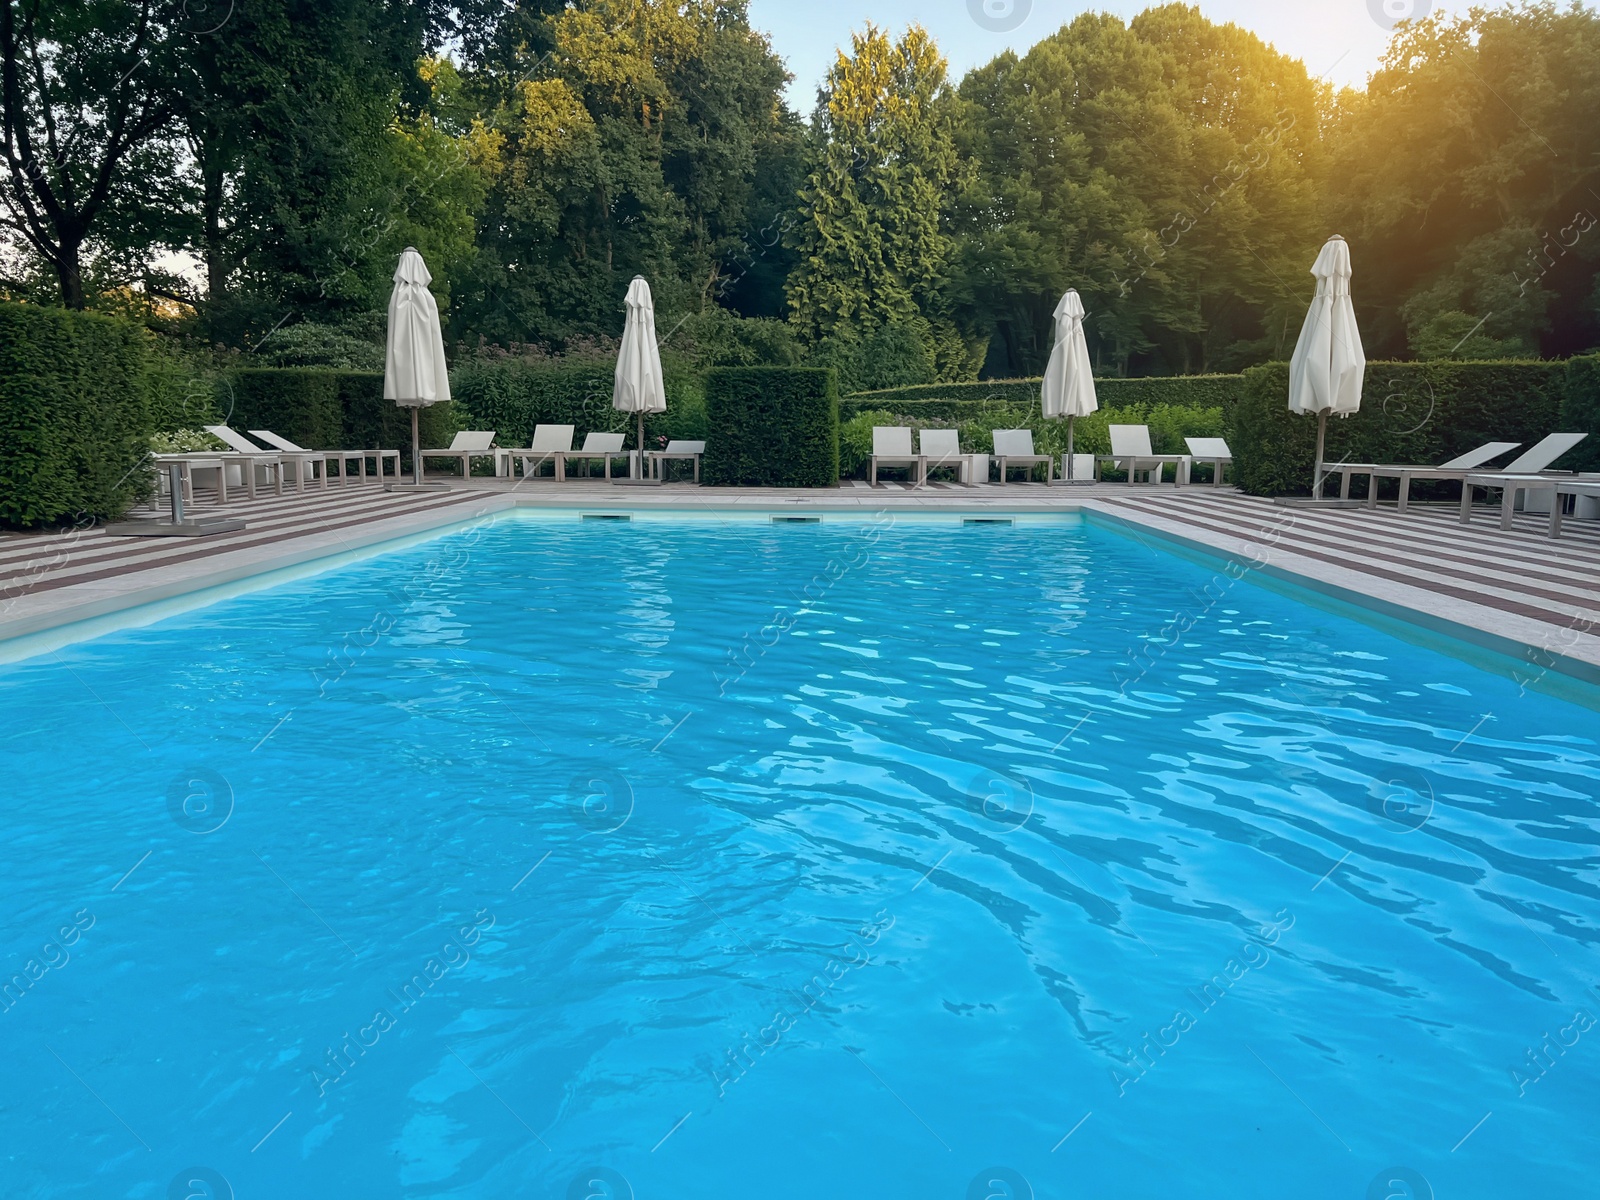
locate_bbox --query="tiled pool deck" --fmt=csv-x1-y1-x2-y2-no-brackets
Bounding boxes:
2,477,1597,690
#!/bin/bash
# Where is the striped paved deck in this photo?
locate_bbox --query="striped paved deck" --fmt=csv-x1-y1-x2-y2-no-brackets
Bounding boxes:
0,484,501,649
1,479,1596,681
1096,490,1600,636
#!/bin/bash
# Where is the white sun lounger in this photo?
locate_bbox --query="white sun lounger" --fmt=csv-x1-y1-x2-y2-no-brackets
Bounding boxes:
1458,433,1592,527
419,430,497,479
502,424,575,479
1329,441,1521,510
1547,479,1600,538
993,429,1053,484
558,431,632,480
644,440,706,482
1182,437,1234,486
918,429,982,485
248,429,400,486
871,427,923,486
1097,425,1184,484
198,425,288,498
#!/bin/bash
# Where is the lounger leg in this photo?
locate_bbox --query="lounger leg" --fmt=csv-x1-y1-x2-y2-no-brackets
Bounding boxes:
1550,497,1564,539
1500,487,1517,530
1459,483,1474,523
1397,475,1410,514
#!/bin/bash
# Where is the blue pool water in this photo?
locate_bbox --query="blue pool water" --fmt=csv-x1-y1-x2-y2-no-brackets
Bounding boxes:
0,514,1596,1199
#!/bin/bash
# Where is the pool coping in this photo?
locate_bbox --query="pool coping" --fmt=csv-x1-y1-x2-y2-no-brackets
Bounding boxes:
1,491,1597,696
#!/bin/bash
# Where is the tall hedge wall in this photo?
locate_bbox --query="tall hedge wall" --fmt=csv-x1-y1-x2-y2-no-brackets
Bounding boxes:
1228,360,1576,496
703,367,838,487
224,369,457,465
450,358,706,449
842,374,1246,421
1561,354,1600,473
0,303,152,528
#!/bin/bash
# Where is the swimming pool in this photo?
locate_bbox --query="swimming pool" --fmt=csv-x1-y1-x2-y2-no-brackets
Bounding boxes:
1,512,1595,1199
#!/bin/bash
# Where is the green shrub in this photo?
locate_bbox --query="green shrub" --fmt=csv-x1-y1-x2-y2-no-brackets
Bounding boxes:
150,429,226,454
1229,360,1571,497
227,369,344,448
843,373,1246,420
0,302,153,528
252,316,386,371
450,358,704,451
145,343,224,433
703,367,838,487
1561,353,1600,473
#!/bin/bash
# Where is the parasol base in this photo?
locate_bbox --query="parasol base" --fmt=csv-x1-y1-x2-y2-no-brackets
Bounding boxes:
105,516,247,538
1272,496,1365,509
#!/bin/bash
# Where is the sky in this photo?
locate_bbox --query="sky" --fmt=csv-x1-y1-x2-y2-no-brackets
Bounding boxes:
747,0,1459,104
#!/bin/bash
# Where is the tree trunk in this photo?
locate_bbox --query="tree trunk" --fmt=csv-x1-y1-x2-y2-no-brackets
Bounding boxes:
202,149,227,299
55,241,85,310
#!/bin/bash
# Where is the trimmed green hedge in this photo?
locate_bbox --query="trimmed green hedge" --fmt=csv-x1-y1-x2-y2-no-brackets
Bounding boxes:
1228,360,1574,497
842,374,1246,422
223,369,458,468
450,358,706,450
0,303,152,528
703,367,839,487
1561,354,1600,473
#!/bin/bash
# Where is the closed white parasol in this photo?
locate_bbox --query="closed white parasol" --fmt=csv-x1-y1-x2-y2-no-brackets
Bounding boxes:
1288,235,1365,498
385,247,452,486
614,276,667,478
1041,289,1098,481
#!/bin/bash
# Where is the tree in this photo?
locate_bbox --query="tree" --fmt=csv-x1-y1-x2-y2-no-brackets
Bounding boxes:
1327,4,1600,358
950,5,1325,378
786,22,968,369
0,0,176,308
455,0,794,346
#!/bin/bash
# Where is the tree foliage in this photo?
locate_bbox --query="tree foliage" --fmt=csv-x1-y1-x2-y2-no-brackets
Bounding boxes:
3,1,1600,379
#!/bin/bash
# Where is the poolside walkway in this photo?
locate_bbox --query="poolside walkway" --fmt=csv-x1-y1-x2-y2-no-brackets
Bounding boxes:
1,477,1596,685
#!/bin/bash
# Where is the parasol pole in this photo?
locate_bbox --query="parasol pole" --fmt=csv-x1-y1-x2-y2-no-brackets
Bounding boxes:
411,406,422,487
1312,410,1328,500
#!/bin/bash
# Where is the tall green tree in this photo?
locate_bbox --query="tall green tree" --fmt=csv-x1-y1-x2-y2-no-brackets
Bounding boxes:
0,0,177,308
951,5,1325,378
175,0,438,341
455,0,793,346
786,23,974,379
1327,3,1600,359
